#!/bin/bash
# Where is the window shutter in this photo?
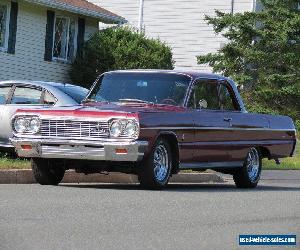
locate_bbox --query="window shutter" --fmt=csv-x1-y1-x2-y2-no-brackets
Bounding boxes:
77,17,85,54
44,10,55,61
7,1,18,54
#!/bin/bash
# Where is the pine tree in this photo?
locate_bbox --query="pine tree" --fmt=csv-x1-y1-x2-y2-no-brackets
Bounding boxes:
197,0,300,129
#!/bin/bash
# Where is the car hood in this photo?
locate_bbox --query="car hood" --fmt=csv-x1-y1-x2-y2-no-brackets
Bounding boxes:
16,102,186,119
84,102,186,112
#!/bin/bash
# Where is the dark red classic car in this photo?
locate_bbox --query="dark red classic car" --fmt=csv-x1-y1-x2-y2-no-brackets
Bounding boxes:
11,70,296,189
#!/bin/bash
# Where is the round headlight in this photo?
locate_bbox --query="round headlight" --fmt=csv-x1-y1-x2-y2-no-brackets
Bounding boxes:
14,118,27,133
28,117,40,134
124,120,138,137
110,120,122,137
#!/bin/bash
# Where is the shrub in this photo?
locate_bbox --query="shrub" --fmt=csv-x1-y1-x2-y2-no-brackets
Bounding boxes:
70,27,174,87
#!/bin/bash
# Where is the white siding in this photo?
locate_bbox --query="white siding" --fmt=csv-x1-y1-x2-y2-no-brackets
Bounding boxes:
91,0,254,71
0,1,98,82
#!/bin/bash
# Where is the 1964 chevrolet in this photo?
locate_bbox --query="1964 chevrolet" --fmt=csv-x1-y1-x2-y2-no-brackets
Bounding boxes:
11,70,297,189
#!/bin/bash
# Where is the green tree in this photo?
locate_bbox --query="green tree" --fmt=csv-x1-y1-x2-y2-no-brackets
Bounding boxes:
70,27,174,87
197,0,300,129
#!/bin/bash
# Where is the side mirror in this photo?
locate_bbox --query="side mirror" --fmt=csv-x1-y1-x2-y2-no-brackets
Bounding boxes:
198,99,208,109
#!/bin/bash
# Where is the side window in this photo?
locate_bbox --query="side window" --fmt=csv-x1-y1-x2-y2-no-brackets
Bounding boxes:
218,83,237,111
11,87,42,104
188,80,239,111
0,86,11,104
43,91,56,105
188,80,219,109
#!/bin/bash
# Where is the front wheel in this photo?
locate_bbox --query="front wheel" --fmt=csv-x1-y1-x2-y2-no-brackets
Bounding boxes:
138,138,173,189
32,159,65,185
233,148,262,188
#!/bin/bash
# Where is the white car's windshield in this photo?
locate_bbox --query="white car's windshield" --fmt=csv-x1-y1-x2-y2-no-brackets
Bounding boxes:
87,72,191,106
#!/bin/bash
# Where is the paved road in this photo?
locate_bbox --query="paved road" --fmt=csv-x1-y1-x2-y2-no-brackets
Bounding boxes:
0,171,299,250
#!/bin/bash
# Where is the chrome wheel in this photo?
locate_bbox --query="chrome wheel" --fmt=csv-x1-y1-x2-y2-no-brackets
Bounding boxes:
138,138,173,189
153,144,170,182
246,148,260,182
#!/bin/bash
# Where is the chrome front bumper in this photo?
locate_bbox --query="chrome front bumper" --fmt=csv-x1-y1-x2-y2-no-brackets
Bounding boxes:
10,138,148,162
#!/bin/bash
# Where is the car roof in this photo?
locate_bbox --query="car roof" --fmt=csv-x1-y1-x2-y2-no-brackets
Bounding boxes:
0,80,86,89
104,69,228,81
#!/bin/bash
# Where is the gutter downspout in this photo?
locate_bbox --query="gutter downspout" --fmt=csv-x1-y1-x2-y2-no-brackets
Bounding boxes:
231,0,234,14
252,0,257,11
138,0,144,33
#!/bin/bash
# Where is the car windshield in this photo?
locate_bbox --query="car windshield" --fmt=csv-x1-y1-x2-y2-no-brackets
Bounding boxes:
56,85,88,103
87,72,191,106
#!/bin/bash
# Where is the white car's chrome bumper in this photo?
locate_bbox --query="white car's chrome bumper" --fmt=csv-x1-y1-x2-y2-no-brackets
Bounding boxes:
10,138,148,162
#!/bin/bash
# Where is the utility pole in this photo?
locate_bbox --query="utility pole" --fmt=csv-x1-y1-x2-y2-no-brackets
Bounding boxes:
138,0,144,33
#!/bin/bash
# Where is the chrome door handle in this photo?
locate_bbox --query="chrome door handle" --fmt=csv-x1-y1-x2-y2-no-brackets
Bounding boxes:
223,118,232,122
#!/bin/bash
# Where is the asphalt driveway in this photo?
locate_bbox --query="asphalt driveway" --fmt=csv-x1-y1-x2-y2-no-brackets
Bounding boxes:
0,170,299,250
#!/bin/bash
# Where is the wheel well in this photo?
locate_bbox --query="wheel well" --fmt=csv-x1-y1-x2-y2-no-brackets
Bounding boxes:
158,134,180,174
258,147,271,159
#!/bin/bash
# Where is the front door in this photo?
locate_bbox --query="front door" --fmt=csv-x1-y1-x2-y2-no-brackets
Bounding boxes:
186,79,230,167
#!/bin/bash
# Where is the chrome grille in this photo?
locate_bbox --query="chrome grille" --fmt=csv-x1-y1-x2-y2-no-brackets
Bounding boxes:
40,119,110,139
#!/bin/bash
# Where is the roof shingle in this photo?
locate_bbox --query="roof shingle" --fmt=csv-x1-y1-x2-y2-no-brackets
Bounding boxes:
25,0,126,23
54,0,120,19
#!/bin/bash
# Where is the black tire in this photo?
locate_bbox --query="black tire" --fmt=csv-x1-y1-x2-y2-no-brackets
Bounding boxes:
233,148,262,188
31,158,65,185
138,138,173,189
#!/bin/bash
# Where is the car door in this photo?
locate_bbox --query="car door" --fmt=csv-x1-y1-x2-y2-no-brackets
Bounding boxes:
2,85,45,145
185,79,231,167
0,84,13,147
217,81,269,162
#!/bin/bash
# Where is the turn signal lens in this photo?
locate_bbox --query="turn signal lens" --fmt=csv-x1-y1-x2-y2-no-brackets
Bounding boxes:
21,145,32,150
115,148,127,154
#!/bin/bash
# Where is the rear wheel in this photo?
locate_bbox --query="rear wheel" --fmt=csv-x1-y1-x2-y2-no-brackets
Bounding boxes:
138,138,172,189
32,159,65,185
233,147,262,188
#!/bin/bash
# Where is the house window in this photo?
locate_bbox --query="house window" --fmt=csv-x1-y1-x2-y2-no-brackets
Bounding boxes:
0,3,8,49
53,16,76,61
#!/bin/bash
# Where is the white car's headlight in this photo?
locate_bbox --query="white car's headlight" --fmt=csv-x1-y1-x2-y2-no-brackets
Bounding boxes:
124,120,139,137
109,119,139,138
13,116,41,134
110,120,123,137
14,118,27,133
28,117,40,134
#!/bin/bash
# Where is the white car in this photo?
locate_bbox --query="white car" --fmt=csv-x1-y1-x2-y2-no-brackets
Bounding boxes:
0,80,88,149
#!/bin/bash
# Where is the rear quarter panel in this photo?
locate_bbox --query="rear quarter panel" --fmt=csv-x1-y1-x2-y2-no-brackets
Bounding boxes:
265,114,297,158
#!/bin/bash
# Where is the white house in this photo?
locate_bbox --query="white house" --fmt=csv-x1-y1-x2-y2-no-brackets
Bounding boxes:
91,0,261,71
0,0,125,82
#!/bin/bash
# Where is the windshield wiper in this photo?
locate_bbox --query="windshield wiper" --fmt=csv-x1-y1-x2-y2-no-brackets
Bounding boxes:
118,99,153,104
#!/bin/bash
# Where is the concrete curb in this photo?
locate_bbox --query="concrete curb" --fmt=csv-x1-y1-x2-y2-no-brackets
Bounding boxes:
0,169,225,184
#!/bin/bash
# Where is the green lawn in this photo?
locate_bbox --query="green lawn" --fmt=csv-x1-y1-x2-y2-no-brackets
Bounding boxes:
0,156,30,169
0,143,299,170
